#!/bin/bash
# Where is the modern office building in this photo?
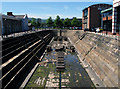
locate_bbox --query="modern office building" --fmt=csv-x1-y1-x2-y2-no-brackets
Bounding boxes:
112,0,120,35
0,14,2,36
82,4,112,30
101,7,112,32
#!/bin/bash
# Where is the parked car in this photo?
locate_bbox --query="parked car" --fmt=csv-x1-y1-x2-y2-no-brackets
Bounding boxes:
96,28,100,32
96,27,103,32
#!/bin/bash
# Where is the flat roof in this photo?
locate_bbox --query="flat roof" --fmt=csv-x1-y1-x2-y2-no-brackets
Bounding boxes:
101,7,113,13
83,4,112,11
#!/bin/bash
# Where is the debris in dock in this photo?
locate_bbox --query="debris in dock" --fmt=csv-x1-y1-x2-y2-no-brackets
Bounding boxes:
46,45,52,52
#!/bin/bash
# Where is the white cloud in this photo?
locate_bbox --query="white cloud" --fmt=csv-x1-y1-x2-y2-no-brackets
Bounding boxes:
28,13,81,19
28,14,44,18
28,14,57,19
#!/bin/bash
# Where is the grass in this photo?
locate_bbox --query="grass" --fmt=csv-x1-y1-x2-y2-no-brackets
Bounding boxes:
25,47,96,88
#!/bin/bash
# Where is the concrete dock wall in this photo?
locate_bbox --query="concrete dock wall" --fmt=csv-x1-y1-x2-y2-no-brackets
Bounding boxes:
1,30,53,89
64,30,119,87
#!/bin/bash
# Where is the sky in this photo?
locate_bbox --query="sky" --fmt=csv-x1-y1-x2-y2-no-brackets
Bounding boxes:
1,2,113,19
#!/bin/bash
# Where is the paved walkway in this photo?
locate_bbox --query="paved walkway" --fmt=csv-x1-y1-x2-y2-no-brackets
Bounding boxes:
1,29,48,41
87,31,120,40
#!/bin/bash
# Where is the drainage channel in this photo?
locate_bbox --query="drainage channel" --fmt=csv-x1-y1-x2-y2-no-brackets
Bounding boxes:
25,36,96,88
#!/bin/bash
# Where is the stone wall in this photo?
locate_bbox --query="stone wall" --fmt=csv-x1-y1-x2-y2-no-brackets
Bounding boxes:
64,30,119,87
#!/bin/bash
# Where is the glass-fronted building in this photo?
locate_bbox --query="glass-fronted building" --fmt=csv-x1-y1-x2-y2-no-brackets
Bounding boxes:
112,0,120,35
82,4,112,30
101,7,112,32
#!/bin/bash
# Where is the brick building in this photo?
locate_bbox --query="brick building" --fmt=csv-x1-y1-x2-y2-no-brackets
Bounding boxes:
82,4,112,30
0,14,2,36
112,0,120,35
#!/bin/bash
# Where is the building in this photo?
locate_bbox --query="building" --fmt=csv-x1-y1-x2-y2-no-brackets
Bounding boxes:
2,14,22,35
2,12,29,35
101,7,112,32
0,14,2,36
82,4,112,30
112,0,120,35
14,13,29,31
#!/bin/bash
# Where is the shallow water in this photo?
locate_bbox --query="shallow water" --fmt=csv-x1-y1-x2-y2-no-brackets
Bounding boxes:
25,41,95,88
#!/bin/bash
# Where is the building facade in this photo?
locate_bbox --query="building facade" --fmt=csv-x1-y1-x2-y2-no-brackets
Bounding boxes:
15,14,29,31
112,0,120,35
82,4,112,30
101,7,112,32
2,12,29,35
2,14,22,35
0,14,2,36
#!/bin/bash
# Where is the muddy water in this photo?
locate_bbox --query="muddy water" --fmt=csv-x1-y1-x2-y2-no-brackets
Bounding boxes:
25,40,95,88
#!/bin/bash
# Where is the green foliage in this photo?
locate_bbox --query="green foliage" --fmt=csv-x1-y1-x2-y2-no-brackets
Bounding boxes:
36,18,41,27
46,17,53,28
30,18,41,28
54,15,63,28
59,19,63,28
63,18,71,27
71,17,80,27
79,21,82,27
31,18,36,27
28,20,31,23
41,23,46,28
29,16,82,29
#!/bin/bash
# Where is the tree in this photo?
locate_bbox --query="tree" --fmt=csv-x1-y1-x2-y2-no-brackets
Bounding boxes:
31,18,36,27
63,18,71,28
36,18,41,28
59,19,63,28
78,21,82,27
71,17,80,27
41,23,46,28
28,20,31,23
46,17,53,28
54,15,63,28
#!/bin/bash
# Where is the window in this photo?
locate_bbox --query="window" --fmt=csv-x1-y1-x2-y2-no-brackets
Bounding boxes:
84,9,88,17
103,10,112,17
